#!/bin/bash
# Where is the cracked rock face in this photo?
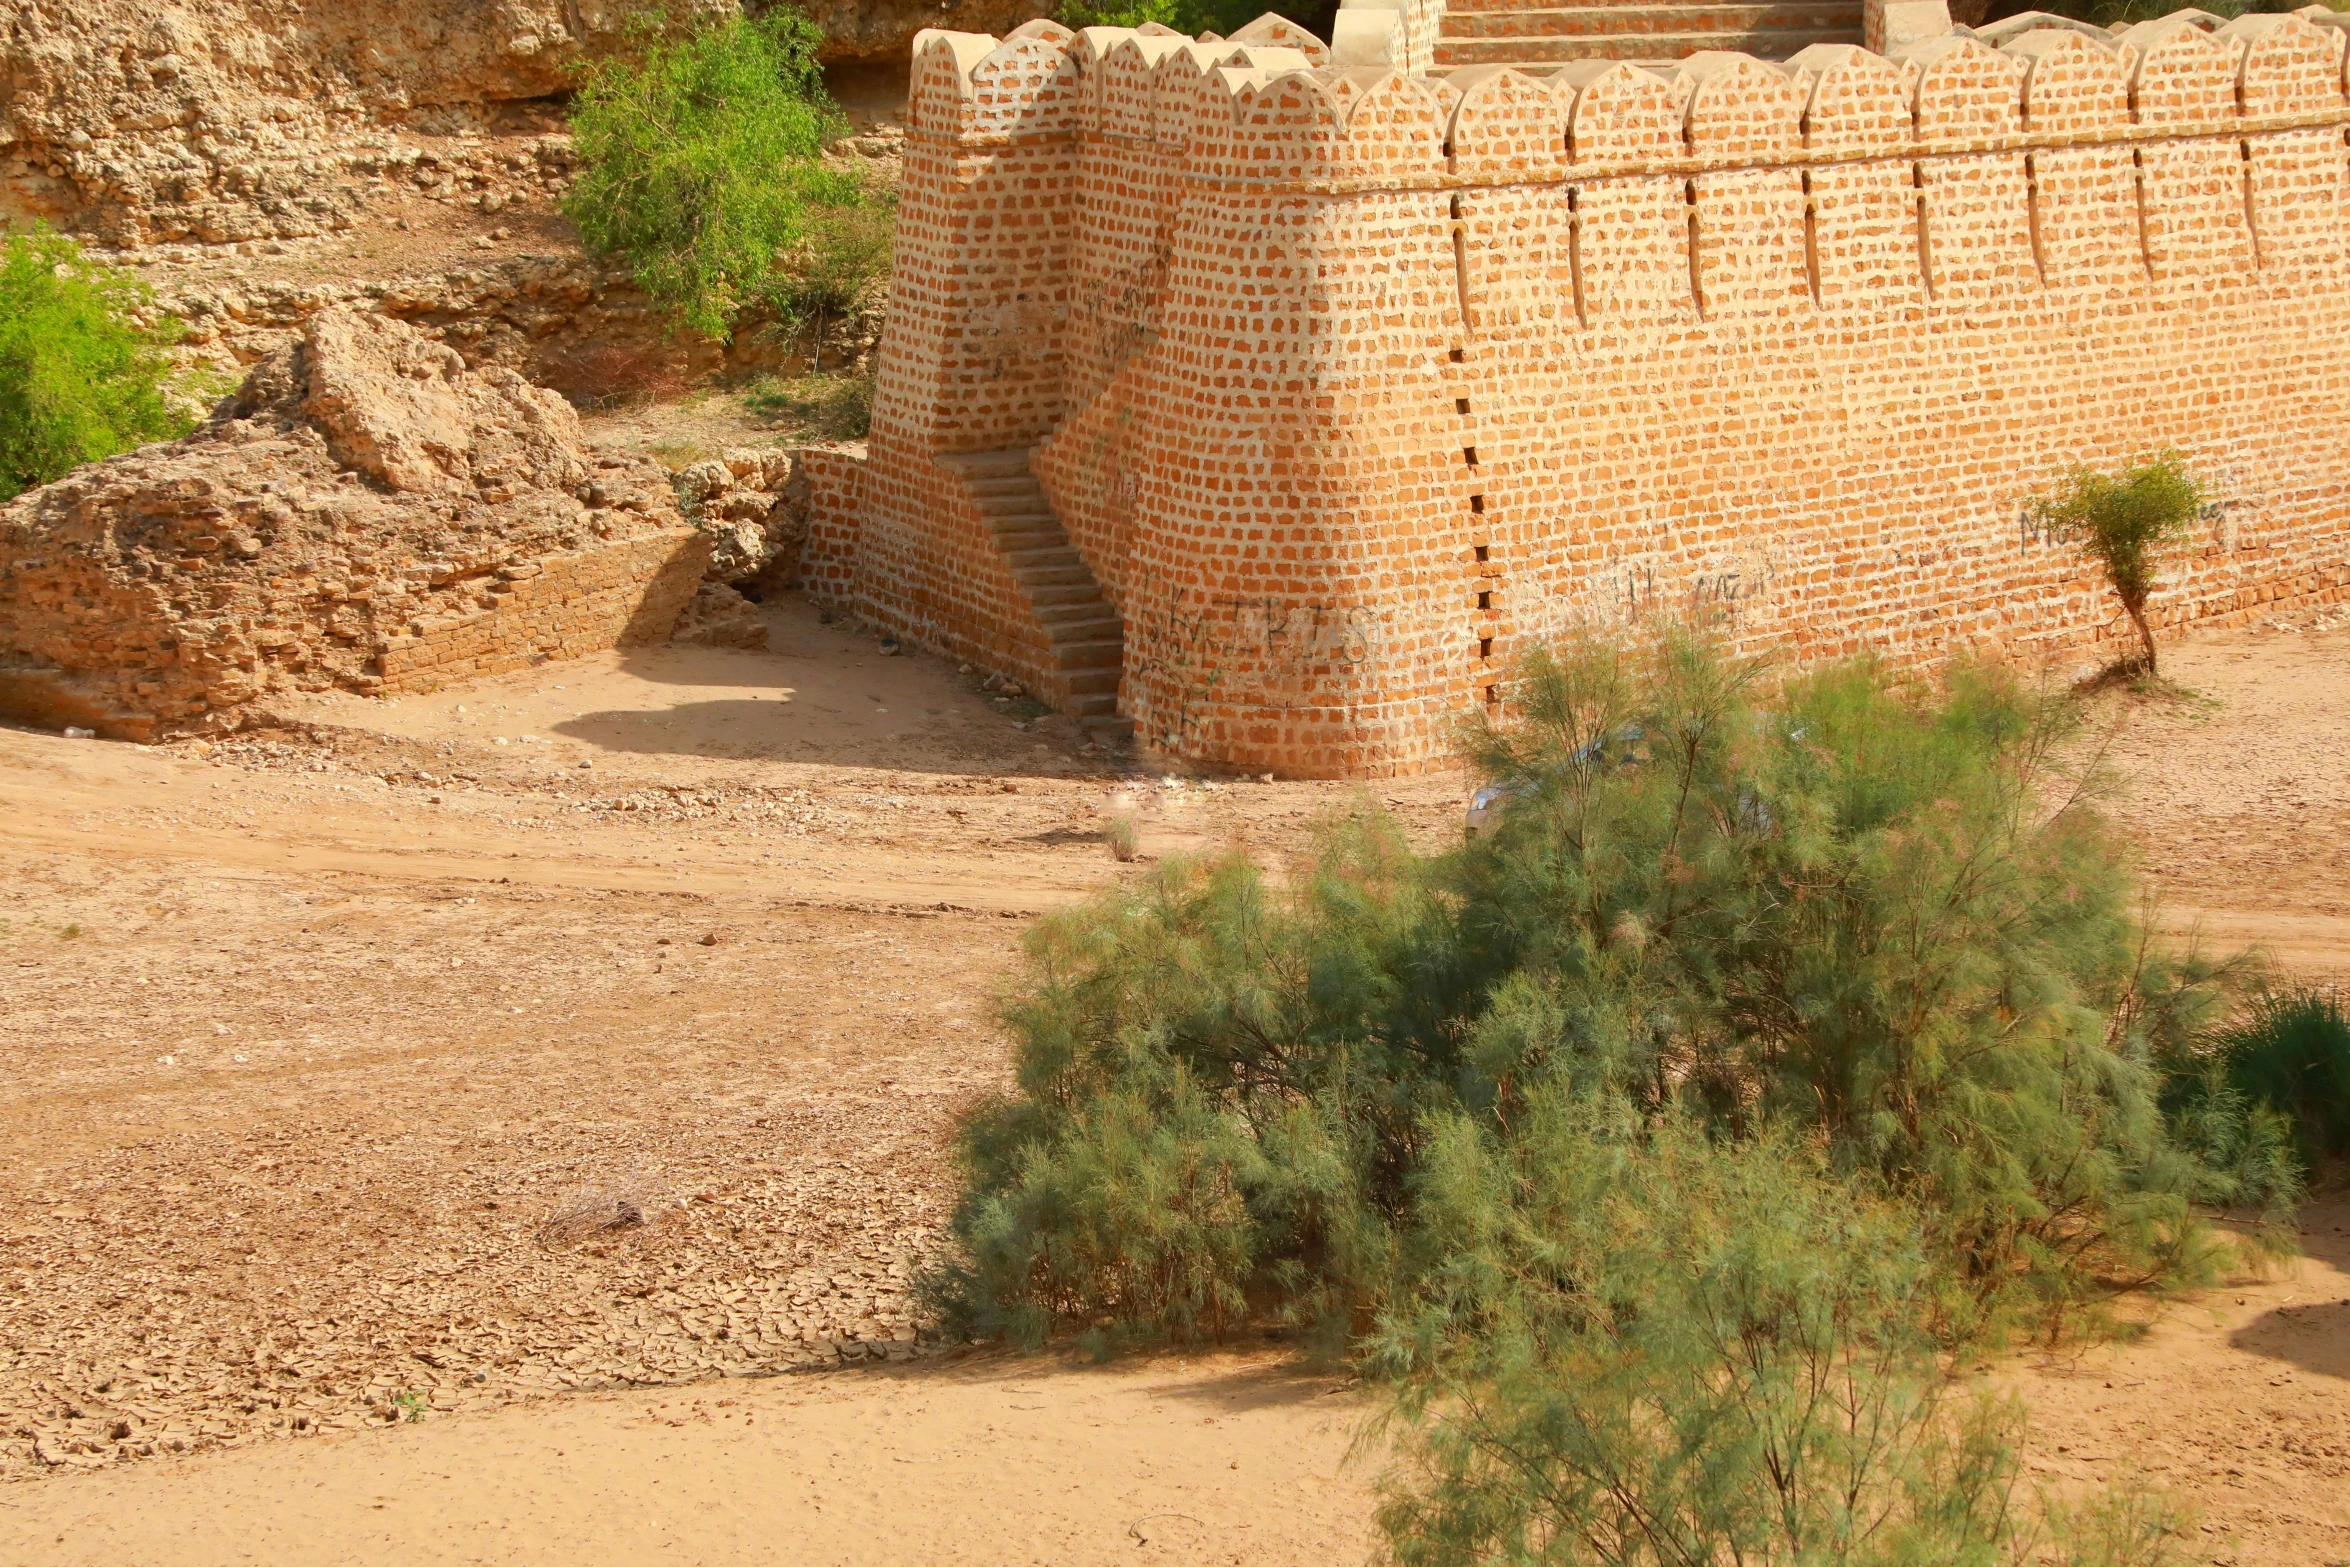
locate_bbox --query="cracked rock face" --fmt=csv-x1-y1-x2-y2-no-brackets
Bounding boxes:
0,0,1028,244
0,308,706,740
675,451,809,587
0,0,739,243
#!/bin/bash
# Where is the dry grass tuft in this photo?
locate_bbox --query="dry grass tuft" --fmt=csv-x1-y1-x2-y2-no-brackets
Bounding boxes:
538,1175,678,1248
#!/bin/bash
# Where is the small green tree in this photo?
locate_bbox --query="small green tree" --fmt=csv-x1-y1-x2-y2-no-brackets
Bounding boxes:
563,10,868,340
0,227,195,502
2027,453,2207,677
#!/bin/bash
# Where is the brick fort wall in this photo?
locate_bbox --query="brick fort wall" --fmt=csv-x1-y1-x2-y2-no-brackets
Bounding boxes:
828,10,2350,776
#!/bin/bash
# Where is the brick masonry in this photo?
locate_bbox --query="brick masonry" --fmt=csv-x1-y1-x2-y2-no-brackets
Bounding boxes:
812,8,2350,777
371,532,708,694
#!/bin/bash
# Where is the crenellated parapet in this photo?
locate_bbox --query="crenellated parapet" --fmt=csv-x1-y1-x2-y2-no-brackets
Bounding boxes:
842,9,2350,776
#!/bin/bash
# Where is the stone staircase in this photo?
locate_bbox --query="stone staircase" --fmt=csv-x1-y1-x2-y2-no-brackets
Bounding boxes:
1433,0,1865,67
950,450,1133,744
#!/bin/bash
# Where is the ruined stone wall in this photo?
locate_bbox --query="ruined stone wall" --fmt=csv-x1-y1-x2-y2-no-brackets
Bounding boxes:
845,10,2350,776
0,311,705,740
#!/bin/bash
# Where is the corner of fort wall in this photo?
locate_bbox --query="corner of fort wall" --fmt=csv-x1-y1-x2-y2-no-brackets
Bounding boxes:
832,9,2350,776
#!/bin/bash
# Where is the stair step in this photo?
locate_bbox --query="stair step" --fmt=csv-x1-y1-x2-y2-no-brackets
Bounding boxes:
1041,615,1123,643
1025,579,1109,608
940,451,1034,480
1052,638,1125,671
992,524,1071,547
1017,571,1101,597
1442,3,1856,37
1006,543,1082,569
1067,672,1123,699
1435,26,1855,61
1036,599,1119,625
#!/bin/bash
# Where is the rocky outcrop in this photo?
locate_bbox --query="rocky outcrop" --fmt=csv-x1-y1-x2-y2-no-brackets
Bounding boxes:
0,309,706,740
669,582,771,648
158,249,883,402
675,451,808,588
0,0,990,244
0,1,734,243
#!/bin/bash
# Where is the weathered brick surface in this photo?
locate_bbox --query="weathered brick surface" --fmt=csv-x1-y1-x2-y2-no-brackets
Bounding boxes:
826,10,2350,776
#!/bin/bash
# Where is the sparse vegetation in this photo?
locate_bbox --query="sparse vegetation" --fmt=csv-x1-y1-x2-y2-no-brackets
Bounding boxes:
1373,1103,2198,1566
748,368,874,442
563,10,878,341
1104,812,1142,863
1056,0,1341,37
2028,453,2207,677
941,634,2285,1349
769,196,895,372
1999,0,2344,28
0,227,198,502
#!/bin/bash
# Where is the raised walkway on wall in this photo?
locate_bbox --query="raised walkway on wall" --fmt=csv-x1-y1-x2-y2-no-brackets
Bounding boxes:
939,451,1133,744
1431,0,1865,67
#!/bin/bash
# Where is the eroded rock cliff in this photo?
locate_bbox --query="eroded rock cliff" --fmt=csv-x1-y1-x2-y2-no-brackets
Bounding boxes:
1,0,977,244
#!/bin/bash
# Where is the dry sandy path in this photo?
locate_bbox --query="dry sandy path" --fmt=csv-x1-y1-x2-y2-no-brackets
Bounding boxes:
1,605,2347,1562
0,1352,1380,1567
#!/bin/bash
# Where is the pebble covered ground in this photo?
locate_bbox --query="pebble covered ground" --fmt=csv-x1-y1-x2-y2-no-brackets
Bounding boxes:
0,597,1474,1481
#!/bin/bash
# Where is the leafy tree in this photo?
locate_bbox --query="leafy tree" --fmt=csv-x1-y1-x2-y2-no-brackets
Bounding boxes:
2027,453,2206,677
0,227,195,502
936,632,2265,1559
563,10,870,340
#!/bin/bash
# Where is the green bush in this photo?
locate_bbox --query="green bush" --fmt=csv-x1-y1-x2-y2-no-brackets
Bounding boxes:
563,10,873,340
939,634,2287,1351
1056,0,1272,36
2205,985,2350,1172
0,228,196,502
1373,1098,2198,1567
1993,0,2337,28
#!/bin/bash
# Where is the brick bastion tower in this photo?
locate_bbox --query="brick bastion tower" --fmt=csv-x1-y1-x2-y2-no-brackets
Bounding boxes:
793,4,2350,777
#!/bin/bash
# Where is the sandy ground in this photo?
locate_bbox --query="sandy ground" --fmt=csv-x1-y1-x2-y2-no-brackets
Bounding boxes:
1,1350,1380,1567
2003,1205,2350,1567
0,603,2345,1563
